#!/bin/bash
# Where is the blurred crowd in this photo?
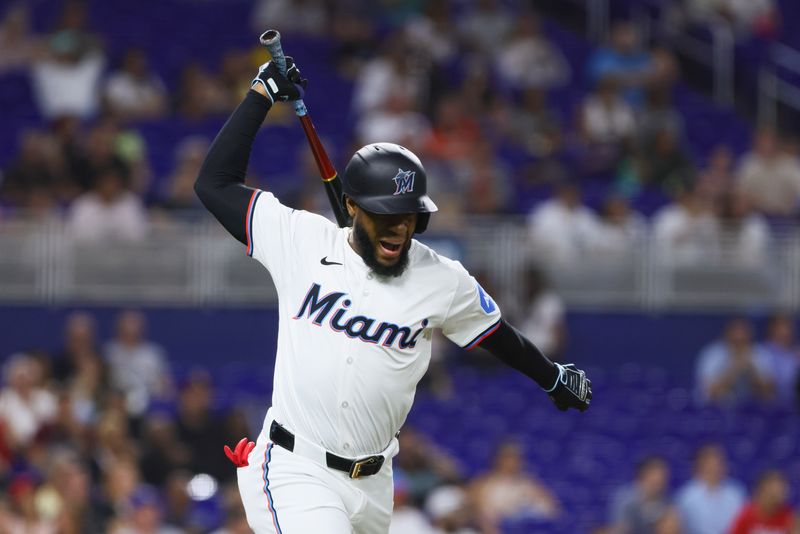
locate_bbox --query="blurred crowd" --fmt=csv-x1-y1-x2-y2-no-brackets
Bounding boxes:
0,310,252,533
2,309,799,534
0,0,797,264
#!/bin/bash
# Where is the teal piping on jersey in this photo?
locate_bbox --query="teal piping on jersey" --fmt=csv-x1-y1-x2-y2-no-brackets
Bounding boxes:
262,442,283,533
246,189,262,257
464,319,502,350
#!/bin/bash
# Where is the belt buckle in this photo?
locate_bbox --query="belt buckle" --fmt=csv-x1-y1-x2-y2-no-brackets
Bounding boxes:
349,456,379,479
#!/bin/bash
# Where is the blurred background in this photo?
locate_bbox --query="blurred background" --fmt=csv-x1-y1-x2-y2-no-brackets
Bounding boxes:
0,0,799,532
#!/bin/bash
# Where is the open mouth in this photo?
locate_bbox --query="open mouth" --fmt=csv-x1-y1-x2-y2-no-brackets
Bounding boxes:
378,239,403,259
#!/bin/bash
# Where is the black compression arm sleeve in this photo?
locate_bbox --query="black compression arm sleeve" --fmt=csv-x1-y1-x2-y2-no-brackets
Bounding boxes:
194,90,273,244
478,319,559,390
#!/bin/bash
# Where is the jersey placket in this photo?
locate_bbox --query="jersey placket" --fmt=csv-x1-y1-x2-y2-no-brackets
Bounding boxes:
337,236,373,455
345,271,375,454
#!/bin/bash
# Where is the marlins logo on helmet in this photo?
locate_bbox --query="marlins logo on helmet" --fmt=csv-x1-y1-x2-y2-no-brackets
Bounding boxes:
392,169,415,195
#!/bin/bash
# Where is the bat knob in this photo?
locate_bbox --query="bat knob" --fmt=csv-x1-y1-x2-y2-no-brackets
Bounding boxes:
260,29,281,46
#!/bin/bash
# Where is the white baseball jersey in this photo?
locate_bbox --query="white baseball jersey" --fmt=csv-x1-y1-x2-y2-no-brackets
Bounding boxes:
246,190,501,458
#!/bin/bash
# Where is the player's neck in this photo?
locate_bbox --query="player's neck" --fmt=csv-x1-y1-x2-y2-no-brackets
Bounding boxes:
347,230,363,258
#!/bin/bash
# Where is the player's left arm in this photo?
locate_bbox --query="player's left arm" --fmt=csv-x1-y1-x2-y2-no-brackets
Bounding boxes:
440,263,591,412
477,319,592,412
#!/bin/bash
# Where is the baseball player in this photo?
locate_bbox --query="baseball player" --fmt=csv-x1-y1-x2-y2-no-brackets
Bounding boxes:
194,57,592,533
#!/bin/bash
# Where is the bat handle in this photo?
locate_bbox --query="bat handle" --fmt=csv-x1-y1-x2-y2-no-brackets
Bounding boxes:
259,30,307,117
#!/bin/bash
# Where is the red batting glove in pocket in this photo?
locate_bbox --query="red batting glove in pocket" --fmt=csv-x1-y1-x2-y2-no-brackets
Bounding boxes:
224,437,256,467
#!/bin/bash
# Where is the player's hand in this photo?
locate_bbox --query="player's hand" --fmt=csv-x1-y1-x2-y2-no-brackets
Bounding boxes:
546,363,592,412
224,437,256,468
252,56,308,104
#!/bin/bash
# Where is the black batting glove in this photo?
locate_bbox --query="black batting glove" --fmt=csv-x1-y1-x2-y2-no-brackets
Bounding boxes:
252,56,308,104
545,363,592,412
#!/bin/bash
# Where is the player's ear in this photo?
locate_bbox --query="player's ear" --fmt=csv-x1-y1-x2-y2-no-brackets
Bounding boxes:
345,196,357,219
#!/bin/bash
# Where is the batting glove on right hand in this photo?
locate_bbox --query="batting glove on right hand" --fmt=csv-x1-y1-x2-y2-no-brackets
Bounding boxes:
545,363,592,412
224,437,255,468
252,56,308,104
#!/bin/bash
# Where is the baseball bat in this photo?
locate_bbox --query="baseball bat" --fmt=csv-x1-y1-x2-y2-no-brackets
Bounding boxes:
259,30,351,228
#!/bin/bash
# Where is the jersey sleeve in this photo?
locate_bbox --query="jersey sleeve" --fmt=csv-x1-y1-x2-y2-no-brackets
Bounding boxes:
246,190,326,289
440,261,502,349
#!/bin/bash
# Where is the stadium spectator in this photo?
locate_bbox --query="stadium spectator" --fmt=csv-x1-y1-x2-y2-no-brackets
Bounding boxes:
675,444,746,534
760,312,800,404
176,370,232,483
110,484,182,534
506,88,563,158
425,484,479,534
160,136,210,212
729,470,794,534
528,182,598,268
458,0,514,55
389,471,436,534
175,63,230,120
425,95,482,163
697,144,736,205
470,441,560,533
352,36,424,115
0,129,66,207
330,3,377,78
0,5,45,73
736,128,800,217
635,128,696,196
355,92,431,150
695,317,774,405
638,88,685,149
587,21,654,106
211,486,252,534
251,0,327,37
718,190,771,269
497,11,570,91
0,353,57,449
652,186,719,267
52,311,107,425
609,456,674,534
580,79,636,176
67,165,148,242
456,139,512,214
395,428,462,505
161,470,192,528
93,403,138,468
66,118,136,193
41,449,103,532
52,311,100,383
31,27,105,120
105,310,173,417
103,49,168,121
518,266,566,359
4,472,56,533
589,195,646,264
581,77,637,144
139,415,190,487
95,455,141,525
218,50,253,110
405,0,459,65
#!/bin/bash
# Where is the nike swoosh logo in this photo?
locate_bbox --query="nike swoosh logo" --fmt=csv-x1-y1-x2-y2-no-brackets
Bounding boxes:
320,256,343,266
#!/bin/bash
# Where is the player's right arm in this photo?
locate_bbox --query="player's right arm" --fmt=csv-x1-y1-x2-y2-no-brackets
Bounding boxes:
194,58,307,243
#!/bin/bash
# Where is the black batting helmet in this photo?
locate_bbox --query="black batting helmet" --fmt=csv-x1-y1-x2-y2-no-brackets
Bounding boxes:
341,143,438,233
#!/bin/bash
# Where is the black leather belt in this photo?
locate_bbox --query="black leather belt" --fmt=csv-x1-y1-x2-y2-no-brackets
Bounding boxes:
269,420,385,479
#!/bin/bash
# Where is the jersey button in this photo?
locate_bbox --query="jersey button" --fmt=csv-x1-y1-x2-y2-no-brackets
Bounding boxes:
346,357,354,364
341,401,349,408
366,274,373,280
363,289,370,296
343,443,351,450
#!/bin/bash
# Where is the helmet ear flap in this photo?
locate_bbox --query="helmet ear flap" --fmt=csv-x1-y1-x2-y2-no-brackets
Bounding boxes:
416,212,430,234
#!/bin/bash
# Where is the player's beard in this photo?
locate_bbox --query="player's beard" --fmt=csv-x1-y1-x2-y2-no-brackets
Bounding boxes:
353,219,411,278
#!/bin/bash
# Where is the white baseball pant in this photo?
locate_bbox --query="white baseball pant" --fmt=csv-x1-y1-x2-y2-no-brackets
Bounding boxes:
237,415,397,533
